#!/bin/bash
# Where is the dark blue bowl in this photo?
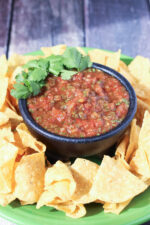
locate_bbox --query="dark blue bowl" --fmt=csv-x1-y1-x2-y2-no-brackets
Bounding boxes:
19,63,137,160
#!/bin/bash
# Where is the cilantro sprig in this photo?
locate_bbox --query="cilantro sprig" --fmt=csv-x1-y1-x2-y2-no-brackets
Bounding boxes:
11,47,92,99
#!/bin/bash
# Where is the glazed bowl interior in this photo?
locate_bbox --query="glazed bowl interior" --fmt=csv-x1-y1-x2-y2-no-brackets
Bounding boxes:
19,63,137,160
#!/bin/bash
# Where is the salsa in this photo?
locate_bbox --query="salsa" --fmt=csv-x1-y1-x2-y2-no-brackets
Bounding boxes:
27,69,129,137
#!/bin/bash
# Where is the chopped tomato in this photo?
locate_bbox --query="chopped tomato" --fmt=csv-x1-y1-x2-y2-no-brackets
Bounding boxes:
27,69,129,137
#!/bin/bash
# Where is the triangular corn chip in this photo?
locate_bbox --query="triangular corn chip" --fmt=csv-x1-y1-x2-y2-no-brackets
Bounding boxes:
41,45,66,56
118,60,135,85
16,123,46,152
0,55,8,78
71,158,99,204
115,134,129,159
103,198,132,215
0,77,8,110
135,98,150,126
130,111,150,180
14,153,45,204
0,122,14,143
128,56,150,87
105,49,121,70
125,119,140,162
38,161,76,205
0,193,15,206
0,112,9,126
90,156,147,203
0,143,18,193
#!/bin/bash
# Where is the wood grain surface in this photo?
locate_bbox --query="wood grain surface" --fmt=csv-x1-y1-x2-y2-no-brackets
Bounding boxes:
9,0,53,55
48,0,85,47
0,0,150,58
0,0,12,56
85,0,150,58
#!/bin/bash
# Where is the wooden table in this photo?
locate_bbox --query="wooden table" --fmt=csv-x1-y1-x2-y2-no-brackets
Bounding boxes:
0,0,150,224
0,0,150,58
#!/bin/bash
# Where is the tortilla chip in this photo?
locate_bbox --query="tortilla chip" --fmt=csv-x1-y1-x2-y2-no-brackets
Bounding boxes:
0,112,9,126
125,119,140,162
66,203,86,218
13,130,43,161
118,60,129,72
103,198,132,215
0,105,22,128
105,49,121,70
5,97,16,112
0,122,14,143
130,114,150,181
118,60,135,85
0,143,18,193
37,183,74,207
41,45,66,56
50,201,76,214
117,157,130,171
115,134,129,159
37,189,62,208
0,55,8,78
3,107,22,121
37,161,76,208
43,201,86,218
38,198,86,218
0,77,8,110
128,56,150,102
135,98,150,127
88,49,121,70
88,49,107,65
45,161,76,200
13,131,26,156
45,161,74,186
14,152,45,204
90,156,147,203
71,158,99,204
133,82,150,103
16,123,46,152
130,110,150,178
128,56,150,86
138,111,150,148
7,90,19,112
0,193,16,206
130,148,150,181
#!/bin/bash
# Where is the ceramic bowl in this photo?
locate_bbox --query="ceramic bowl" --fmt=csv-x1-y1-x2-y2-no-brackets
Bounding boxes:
19,63,137,161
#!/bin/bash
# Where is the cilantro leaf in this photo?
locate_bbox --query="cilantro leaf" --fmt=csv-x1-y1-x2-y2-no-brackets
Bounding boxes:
63,47,82,69
61,70,77,80
23,60,39,69
29,81,44,96
11,83,31,99
28,68,47,82
38,59,49,71
15,71,28,83
23,59,49,72
48,55,63,76
78,55,93,71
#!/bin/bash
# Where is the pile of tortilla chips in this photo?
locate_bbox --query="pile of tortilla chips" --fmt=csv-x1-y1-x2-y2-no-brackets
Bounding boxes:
0,45,150,218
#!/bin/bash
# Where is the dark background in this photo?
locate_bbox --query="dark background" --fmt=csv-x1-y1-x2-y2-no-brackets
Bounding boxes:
0,0,150,58
0,0,150,225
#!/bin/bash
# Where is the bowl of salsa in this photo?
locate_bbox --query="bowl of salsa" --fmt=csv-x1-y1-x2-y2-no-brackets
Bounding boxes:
19,63,137,160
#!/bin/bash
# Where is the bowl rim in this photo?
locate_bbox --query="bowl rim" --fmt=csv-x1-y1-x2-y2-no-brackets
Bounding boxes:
19,63,137,144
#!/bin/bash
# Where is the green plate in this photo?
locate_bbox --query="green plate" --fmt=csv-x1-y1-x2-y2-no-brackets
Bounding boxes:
0,47,149,225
